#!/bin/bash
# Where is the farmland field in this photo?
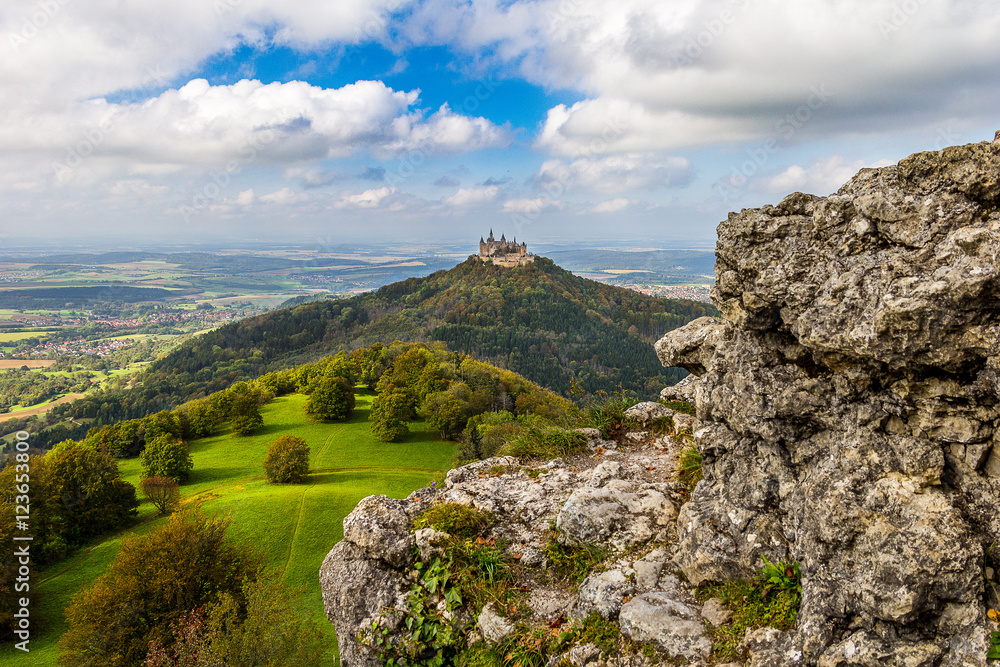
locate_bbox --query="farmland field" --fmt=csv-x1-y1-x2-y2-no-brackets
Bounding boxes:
0,390,455,667
0,360,56,369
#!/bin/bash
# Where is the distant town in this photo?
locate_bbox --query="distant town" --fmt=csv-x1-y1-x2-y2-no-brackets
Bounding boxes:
621,283,712,303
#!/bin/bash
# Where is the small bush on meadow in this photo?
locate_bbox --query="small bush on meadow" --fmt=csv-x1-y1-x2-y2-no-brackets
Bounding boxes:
263,435,310,484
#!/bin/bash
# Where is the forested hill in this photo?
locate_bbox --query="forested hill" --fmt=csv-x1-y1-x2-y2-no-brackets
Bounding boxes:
75,257,715,422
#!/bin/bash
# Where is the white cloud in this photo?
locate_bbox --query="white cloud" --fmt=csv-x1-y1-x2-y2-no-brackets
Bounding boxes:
591,198,632,213
443,185,500,208
335,186,398,209
385,104,513,154
764,155,895,195
0,78,508,184
0,0,408,107
235,189,255,206
403,0,1000,151
107,179,169,198
534,154,691,194
502,197,562,214
260,187,309,205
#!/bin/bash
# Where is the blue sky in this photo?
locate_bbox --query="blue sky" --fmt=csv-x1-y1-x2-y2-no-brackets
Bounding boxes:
1,0,998,247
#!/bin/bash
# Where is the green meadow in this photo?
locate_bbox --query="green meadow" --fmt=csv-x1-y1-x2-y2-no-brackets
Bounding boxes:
0,390,455,666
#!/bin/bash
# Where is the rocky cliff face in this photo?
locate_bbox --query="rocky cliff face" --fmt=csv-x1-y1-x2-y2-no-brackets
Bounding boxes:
320,132,1000,667
658,132,1000,666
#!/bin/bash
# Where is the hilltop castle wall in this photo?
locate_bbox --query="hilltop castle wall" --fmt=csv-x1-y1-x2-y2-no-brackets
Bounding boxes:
478,230,534,266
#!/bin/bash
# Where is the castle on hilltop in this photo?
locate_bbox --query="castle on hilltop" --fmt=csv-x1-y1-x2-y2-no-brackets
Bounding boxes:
478,230,535,267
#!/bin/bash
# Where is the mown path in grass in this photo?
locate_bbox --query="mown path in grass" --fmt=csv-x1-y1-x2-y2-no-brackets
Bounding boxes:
0,390,454,667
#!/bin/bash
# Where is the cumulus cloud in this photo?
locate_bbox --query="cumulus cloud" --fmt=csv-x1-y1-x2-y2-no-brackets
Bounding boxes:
259,187,309,205
591,198,632,213
534,154,692,194
0,78,509,181
764,155,895,196
403,0,1000,150
335,186,399,209
443,185,500,207
0,0,407,107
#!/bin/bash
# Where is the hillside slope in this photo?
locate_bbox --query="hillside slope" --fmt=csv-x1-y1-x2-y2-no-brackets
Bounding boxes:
138,257,715,400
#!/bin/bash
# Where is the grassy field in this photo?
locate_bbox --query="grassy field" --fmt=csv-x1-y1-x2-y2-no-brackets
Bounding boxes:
0,331,56,344
0,390,455,666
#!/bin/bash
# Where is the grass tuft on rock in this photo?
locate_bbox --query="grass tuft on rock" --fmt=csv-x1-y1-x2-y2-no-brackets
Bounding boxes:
414,502,495,539
696,558,802,661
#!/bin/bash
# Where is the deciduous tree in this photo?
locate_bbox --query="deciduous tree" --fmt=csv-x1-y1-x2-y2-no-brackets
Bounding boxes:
140,435,193,483
305,376,355,422
369,390,414,442
229,393,263,436
140,476,181,515
59,511,263,667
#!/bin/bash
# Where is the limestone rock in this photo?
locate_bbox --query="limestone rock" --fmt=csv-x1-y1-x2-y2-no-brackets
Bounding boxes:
477,603,514,644
557,484,676,551
319,541,409,667
528,587,576,622
618,591,712,660
657,133,1000,665
342,495,416,570
321,447,683,665
624,401,674,425
701,597,732,627
573,569,635,620
414,527,449,562
660,373,698,403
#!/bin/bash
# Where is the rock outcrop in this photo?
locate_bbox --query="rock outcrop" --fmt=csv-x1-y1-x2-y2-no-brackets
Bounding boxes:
656,132,1000,666
320,444,707,666
320,132,1000,667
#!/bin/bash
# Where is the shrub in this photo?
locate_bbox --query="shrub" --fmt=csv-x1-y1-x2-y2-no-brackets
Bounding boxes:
59,511,263,667
185,400,223,439
263,435,310,484
499,427,587,460
43,441,140,544
140,476,181,515
145,571,326,667
140,435,193,483
305,376,355,422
